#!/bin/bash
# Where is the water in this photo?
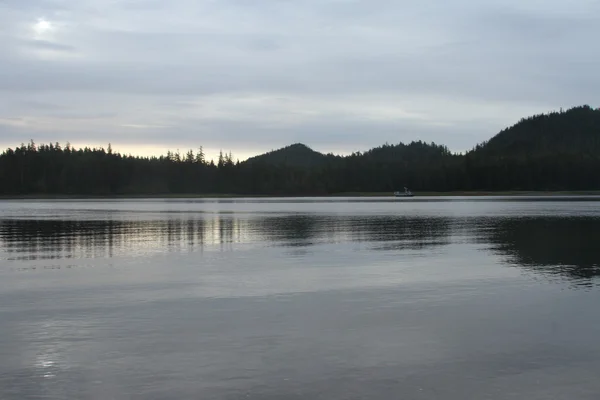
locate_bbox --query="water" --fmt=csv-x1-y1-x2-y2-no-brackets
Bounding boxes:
1,197,600,399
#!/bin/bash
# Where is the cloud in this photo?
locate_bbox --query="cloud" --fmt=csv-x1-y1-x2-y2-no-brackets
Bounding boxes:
0,0,599,159
19,39,77,53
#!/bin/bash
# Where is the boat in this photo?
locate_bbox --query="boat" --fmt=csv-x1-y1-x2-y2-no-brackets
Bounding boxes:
394,187,414,197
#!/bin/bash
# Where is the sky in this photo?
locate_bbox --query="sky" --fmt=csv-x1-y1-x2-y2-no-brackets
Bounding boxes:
1,0,599,161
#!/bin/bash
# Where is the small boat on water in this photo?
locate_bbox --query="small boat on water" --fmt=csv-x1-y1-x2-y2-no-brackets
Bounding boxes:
394,187,414,197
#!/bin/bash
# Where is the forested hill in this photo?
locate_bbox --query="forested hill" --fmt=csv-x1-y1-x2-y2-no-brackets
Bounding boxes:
472,105,600,157
244,143,338,167
465,106,600,190
0,105,599,195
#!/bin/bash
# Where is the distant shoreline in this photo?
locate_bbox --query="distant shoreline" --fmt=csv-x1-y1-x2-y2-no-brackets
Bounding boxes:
334,191,600,197
1,191,600,200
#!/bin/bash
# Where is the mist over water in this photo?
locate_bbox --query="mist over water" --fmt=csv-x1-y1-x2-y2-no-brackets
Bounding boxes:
1,197,600,399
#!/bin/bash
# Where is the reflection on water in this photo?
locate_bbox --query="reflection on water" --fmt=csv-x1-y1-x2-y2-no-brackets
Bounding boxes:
2,212,600,287
0,218,243,261
482,217,600,286
0,215,454,261
254,215,452,250
351,216,452,251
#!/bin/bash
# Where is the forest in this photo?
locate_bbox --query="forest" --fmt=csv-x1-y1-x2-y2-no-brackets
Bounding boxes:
1,105,599,195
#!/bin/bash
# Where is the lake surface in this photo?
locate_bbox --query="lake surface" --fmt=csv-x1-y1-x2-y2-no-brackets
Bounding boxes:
1,197,600,399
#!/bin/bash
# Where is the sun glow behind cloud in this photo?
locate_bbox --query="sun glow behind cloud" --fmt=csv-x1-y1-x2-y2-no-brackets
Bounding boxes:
32,18,54,38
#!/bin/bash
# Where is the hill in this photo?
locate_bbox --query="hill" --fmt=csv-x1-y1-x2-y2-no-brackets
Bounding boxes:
466,105,600,190
472,105,600,157
330,141,463,192
243,143,337,168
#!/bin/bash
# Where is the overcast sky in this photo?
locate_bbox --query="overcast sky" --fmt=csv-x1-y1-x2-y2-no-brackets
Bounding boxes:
1,0,598,161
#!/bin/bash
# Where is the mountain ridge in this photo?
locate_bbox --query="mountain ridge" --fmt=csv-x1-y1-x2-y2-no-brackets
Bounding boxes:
2,105,599,194
241,105,600,165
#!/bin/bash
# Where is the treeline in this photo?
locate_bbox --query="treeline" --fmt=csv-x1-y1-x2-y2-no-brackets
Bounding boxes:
1,105,599,195
0,143,242,195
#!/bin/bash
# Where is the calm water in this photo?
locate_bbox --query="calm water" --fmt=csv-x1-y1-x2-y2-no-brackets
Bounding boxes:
1,197,600,399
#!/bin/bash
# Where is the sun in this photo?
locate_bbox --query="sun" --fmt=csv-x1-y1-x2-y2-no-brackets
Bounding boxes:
33,18,53,37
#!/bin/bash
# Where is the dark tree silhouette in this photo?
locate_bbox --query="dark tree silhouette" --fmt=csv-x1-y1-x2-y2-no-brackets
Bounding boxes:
1,106,599,195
